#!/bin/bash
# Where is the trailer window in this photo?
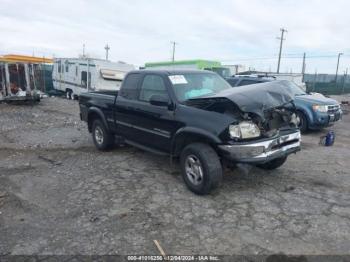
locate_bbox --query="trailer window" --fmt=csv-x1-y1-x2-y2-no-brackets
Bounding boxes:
65,61,69,72
100,69,125,81
81,71,91,89
75,66,78,76
57,61,61,73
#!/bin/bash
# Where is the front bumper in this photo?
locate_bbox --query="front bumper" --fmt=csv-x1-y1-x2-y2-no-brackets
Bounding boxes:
310,108,342,129
218,130,301,164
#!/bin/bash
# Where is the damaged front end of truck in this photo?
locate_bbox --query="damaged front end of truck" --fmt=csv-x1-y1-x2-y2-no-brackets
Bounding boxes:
186,80,301,164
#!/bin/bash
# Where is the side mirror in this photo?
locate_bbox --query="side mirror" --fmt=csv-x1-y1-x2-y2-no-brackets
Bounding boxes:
149,95,169,107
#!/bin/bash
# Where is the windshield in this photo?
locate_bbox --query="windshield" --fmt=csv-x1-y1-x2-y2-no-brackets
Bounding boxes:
169,73,232,102
287,81,307,96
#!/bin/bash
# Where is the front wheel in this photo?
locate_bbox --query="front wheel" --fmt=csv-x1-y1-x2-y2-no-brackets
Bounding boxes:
180,143,223,195
92,119,114,151
256,156,287,170
297,111,308,133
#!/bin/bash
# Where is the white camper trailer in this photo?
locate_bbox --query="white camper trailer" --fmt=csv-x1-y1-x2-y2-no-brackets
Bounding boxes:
52,58,135,99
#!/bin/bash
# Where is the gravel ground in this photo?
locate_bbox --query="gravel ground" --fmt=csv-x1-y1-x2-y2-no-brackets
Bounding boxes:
0,96,350,256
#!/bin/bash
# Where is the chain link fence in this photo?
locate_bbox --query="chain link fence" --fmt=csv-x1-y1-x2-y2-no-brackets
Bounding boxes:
304,74,350,95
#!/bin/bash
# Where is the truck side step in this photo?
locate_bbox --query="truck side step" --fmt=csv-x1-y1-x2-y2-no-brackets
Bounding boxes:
124,139,169,156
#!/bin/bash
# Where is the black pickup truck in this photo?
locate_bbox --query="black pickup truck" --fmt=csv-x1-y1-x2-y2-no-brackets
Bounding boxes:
79,70,301,194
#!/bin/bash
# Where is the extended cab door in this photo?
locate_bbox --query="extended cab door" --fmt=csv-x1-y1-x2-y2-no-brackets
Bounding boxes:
113,73,142,138
114,73,177,153
130,74,177,152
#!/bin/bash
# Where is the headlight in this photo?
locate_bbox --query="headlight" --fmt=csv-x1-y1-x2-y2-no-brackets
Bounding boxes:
229,121,261,139
290,113,300,126
312,104,328,113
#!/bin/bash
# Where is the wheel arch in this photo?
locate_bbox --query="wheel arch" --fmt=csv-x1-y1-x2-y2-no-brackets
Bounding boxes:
87,107,108,133
296,104,313,123
171,127,221,157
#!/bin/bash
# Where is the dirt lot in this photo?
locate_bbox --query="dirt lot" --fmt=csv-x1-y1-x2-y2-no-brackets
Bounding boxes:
0,96,350,256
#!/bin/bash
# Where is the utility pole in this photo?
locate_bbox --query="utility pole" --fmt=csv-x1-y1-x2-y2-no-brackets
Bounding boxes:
43,56,46,92
342,68,348,94
83,44,85,57
171,41,178,62
301,52,306,82
313,69,317,92
276,28,287,74
335,52,343,88
104,44,110,60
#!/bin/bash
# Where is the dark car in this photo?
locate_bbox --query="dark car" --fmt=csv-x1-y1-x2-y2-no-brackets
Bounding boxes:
226,75,272,87
79,70,301,194
226,76,342,132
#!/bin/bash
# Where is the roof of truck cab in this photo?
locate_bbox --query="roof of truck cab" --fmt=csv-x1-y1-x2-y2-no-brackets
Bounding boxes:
129,69,216,75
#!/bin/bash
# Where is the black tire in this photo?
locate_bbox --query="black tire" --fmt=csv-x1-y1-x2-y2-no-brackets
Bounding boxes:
180,143,223,195
297,111,308,133
92,119,114,151
66,89,72,100
35,95,41,103
257,156,287,170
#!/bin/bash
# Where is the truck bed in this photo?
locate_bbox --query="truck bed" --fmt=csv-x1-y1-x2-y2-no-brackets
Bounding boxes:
88,90,119,96
79,90,118,125
79,90,118,102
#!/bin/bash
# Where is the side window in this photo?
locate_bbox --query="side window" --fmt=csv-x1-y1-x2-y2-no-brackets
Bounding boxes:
65,61,69,72
139,75,168,102
120,73,141,100
57,61,61,73
75,65,78,76
237,80,259,86
81,71,91,89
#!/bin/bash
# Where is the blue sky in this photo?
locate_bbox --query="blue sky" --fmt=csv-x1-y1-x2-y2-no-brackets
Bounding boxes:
0,0,349,73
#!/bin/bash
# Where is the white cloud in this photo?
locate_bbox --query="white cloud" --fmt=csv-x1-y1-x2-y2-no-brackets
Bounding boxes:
0,0,349,73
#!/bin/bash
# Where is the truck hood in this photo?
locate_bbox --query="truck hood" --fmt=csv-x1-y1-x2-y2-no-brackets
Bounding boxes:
295,93,338,105
187,80,295,119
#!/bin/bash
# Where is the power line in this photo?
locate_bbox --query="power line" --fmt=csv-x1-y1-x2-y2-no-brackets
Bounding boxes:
219,54,349,62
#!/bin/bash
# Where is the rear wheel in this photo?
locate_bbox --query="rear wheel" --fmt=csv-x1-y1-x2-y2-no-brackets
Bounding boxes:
297,111,308,133
92,119,114,150
180,143,223,195
257,156,287,170
66,89,72,100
